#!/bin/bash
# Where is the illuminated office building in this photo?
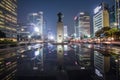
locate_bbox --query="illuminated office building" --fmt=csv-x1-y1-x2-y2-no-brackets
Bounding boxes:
108,0,120,28
17,24,30,41
28,12,44,39
109,5,116,28
74,12,90,39
93,2,109,36
115,0,120,28
0,0,17,38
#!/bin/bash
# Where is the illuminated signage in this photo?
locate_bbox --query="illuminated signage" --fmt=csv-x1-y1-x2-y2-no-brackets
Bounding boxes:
80,12,84,15
94,6,101,14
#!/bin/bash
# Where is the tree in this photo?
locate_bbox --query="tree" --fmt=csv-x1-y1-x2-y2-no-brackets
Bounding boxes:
104,31,111,38
95,29,102,37
101,27,111,38
109,28,118,40
114,29,120,40
95,27,111,37
101,27,111,32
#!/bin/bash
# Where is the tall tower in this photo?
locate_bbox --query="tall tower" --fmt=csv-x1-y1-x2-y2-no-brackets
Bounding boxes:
109,5,116,28
28,11,43,39
74,12,90,39
0,0,17,38
115,0,120,28
57,12,64,43
93,2,109,36
64,25,68,40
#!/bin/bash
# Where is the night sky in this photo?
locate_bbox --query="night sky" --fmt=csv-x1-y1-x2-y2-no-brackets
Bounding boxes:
18,0,114,34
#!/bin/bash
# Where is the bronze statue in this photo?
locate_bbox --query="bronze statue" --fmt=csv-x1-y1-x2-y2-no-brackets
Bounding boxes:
57,12,63,22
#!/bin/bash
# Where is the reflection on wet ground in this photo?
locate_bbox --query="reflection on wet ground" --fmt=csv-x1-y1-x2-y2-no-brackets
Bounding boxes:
0,43,119,80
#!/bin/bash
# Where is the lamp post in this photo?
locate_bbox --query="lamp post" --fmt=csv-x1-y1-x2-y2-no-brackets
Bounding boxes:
110,37,114,48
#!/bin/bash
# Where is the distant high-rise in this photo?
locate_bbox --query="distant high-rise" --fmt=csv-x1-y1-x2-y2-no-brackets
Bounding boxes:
74,12,90,39
64,25,68,40
47,29,53,40
0,0,17,38
28,12,44,39
109,5,116,28
93,2,109,36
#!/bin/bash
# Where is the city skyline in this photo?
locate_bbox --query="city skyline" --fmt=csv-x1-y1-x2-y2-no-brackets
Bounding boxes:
18,0,114,34
0,1,120,80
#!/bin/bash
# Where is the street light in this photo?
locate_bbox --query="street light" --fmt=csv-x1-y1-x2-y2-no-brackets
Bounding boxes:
28,23,41,44
50,36,54,40
34,27,40,33
110,37,114,48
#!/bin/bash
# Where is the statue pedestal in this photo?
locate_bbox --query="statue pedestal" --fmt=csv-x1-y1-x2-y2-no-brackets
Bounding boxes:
57,22,64,43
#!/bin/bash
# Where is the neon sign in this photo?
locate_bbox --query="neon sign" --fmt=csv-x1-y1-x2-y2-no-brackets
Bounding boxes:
94,6,101,14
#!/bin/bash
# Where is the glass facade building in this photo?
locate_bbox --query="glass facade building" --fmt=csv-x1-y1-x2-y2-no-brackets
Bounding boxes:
74,12,90,39
115,0,120,28
0,0,17,38
27,12,44,39
93,2,109,36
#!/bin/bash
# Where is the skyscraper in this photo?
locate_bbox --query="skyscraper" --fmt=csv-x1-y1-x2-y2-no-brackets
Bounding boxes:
0,0,17,38
109,5,116,28
93,2,109,36
74,12,90,39
115,0,120,28
28,12,44,39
